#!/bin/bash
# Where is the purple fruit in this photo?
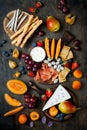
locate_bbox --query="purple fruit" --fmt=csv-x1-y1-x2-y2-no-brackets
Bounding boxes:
28,60,34,65
73,40,81,46
41,116,47,124
60,0,66,5
28,102,36,108
24,59,29,64
24,93,31,98
62,6,69,14
29,121,34,127
25,55,31,60
29,97,37,103
24,97,31,103
32,67,37,72
73,46,81,50
21,53,28,59
38,31,45,37
58,3,64,10
48,121,54,127
26,65,32,70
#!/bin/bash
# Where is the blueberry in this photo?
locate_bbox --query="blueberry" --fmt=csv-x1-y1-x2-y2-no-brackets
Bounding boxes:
59,116,63,121
21,70,26,74
47,121,53,127
2,39,7,44
2,51,10,57
20,66,25,71
56,114,61,118
60,113,64,117
29,121,34,127
8,49,13,53
68,59,73,63
59,60,63,64
32,42,36,47
0,44,3,47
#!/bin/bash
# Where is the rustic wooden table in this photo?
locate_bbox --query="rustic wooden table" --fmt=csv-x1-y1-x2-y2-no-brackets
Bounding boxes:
0,0,87,130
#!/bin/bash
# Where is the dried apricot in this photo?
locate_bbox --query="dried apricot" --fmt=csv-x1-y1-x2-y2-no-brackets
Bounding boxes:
30,111,40,121
18,114,28,124
72,80,81,90
49,106,58,117
73,70,83,78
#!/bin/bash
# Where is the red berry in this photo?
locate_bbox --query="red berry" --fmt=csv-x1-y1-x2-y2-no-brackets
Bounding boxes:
64,62,71,68
71,62,79,70
35,2,43,8
28,71,35,77
45,88,53,98
41,94,47,101
36,41,43,47
29,7,37,13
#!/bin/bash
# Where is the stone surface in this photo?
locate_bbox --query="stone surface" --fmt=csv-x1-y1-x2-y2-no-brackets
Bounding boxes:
0,0,87,130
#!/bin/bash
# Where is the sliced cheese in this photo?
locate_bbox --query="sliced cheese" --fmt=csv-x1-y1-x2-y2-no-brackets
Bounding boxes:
42,85,71,111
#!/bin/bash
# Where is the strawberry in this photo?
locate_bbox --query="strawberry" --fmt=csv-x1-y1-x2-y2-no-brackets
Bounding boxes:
36,41,43,47
41,94,47,101
28,71,35,77
29,7,37,13
64,62,71,68
35,2,43,8
71,62,79,70
46,88,53,98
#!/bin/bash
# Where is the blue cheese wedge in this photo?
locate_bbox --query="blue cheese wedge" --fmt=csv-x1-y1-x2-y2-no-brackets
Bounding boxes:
42,85,71,111
30,47,46,62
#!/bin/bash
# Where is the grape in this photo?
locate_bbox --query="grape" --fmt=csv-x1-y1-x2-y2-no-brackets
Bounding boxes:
73,46,81,50
60,0,66,5
24,93,31,98
38,31,44,37
24,97,31,103
41,116,47,124
29,121,34,127
25,55,31,60
24,59,29,64
62,6,69,14
73,40,81,46
48,121,53,127
28,102,36,108
32,67,37,72
28,60,34,65
21,53,28,59
29,96,37,103
26,65,32,70
57,3,63,10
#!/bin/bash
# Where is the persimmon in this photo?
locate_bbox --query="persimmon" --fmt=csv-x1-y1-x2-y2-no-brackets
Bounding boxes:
72,80,81,90
73,70,83,78
18,114,28,124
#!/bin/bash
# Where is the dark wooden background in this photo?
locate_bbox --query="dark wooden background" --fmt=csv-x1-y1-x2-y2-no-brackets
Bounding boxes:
0,0,87,130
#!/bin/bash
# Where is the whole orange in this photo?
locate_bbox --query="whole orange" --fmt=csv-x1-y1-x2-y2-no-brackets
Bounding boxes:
72,80,81,90
18,114,28,124
73,70,83,78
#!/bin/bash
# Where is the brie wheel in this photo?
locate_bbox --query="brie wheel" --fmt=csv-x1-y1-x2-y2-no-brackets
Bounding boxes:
30,47,46,62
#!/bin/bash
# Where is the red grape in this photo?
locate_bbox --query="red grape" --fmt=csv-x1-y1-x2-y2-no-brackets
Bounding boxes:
73,40,81,46
62,6,69,14
73,46,81,50
24,93,31,98
29,96,37,103
21,53,28,59
60,0,66,5
28,102,36,108
32,67,37,72
26,65,32,70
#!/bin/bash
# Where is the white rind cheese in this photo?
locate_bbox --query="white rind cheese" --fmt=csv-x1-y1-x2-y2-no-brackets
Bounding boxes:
30,47,46,62
42,85,71,111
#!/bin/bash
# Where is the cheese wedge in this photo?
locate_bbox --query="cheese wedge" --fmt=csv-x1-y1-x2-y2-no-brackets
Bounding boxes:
42,85,71,111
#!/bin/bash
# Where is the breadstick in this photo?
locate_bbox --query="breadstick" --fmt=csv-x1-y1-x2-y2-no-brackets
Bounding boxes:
55,38,62,60
10,16,38,40
16,15,34,46
17,14,27,30
14,9,20,32
20,20,43,48
11,16,39,45
10,10,17,31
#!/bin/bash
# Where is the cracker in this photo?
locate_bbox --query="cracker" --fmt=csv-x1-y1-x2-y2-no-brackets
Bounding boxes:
60,45,70,60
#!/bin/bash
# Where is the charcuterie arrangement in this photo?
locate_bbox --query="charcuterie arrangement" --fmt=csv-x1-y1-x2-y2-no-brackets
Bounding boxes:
2,0,83,128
